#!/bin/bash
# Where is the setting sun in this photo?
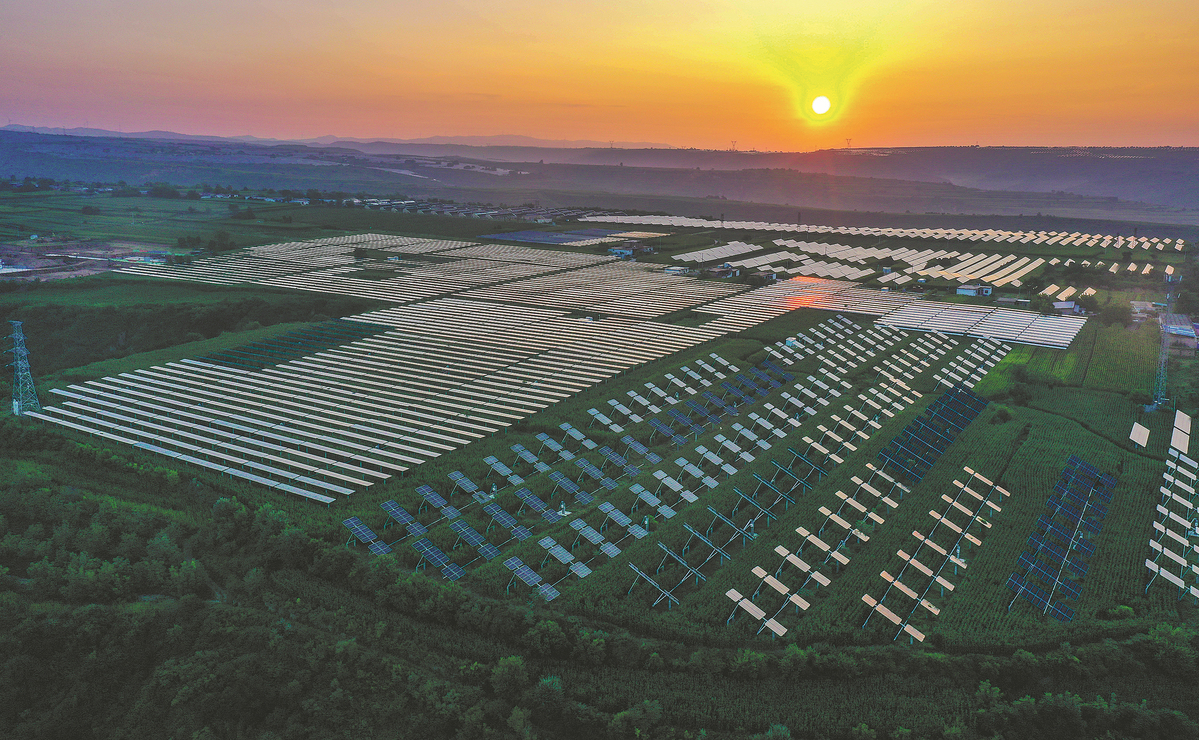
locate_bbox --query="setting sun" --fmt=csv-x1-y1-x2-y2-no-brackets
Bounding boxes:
812,95,831,115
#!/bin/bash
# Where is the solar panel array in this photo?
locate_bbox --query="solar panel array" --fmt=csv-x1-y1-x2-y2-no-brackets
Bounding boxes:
1145,412,1199,600
1007,456,1117,621
29,297,724,503
862,467,1011,641
581,215,1186,252
461,262,745,319
876,386,989,483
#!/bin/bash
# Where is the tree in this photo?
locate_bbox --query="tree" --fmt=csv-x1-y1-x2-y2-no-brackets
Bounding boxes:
529,675,564,722
1099,304,1132,327
1029,295,1056,315
608,699,662,738
490,656,528,702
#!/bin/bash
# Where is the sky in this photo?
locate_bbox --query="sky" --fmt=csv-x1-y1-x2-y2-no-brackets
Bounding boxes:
1,0,1196,151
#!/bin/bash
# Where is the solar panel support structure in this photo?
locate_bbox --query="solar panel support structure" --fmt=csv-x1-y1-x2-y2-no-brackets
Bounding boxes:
7,321,41,417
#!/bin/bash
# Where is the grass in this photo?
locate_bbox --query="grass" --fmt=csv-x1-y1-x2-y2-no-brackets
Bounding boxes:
38,321,319,390
974,320,1159,397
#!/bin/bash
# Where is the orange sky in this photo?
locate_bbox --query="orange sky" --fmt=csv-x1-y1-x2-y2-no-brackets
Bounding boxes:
1,0,1196,149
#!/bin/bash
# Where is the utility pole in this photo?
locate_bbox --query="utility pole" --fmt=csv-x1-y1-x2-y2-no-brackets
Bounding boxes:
7,321,41,416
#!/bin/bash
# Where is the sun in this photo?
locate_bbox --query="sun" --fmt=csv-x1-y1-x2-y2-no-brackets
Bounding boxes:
812,95,831,115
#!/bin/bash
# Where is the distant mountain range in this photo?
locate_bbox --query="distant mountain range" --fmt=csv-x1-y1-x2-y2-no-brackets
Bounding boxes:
3,124,1197,226
0,125,673,150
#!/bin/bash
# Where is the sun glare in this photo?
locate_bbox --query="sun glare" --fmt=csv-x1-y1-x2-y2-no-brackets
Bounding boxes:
812,95,831,115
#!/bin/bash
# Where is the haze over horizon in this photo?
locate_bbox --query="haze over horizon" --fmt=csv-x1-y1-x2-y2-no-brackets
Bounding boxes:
2,0,1196,151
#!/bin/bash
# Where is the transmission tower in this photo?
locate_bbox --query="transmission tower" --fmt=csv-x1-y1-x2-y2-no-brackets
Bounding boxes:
1152,295,1174,410
7,321,41,416
1153,322,1169,408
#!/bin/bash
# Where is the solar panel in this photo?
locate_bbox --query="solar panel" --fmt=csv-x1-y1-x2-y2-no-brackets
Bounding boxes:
417,485,447,509
622,435,648,454
441,505,462,520
484,502,518,528
536,432,563,452
342,516,379,544
548,470,581,492
512,525,532,541
484,455,516,477
1009,455,1116,621
380,500,415,526
412,538,449,567
569,518,606,545
538,583,561,602
368,540,393,555
598,501,633,528
570,562,593,578
479,542,501,560
442,563,466,581
512,445,540,465
600,542,621,557
450,519,487,547
508,560,541,586
574,458,604,480
447,471,480,493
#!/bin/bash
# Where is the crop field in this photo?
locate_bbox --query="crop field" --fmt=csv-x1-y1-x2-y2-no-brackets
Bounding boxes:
974,319,1159,396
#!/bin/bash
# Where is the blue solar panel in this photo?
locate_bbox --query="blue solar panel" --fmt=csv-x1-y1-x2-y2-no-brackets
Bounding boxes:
448,471,480,494
442,505,462,520
380,500,415,526
538,583,561,601
721,381,753,405
484,503,518,529
514,487,548,511
450,519,487,547
479,542,501,560
368,540,392,555
600,542,621,558
570,562,592,578
574,458,604,480
511,445,540,465
442,563,466,581
512,525,532,541
342,516,378,544
750,367,781,389
549,471,581,494
1009,455,1116,621
412,538,449,567
598,501,632,528
484,455,515,476
417,485,447,508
